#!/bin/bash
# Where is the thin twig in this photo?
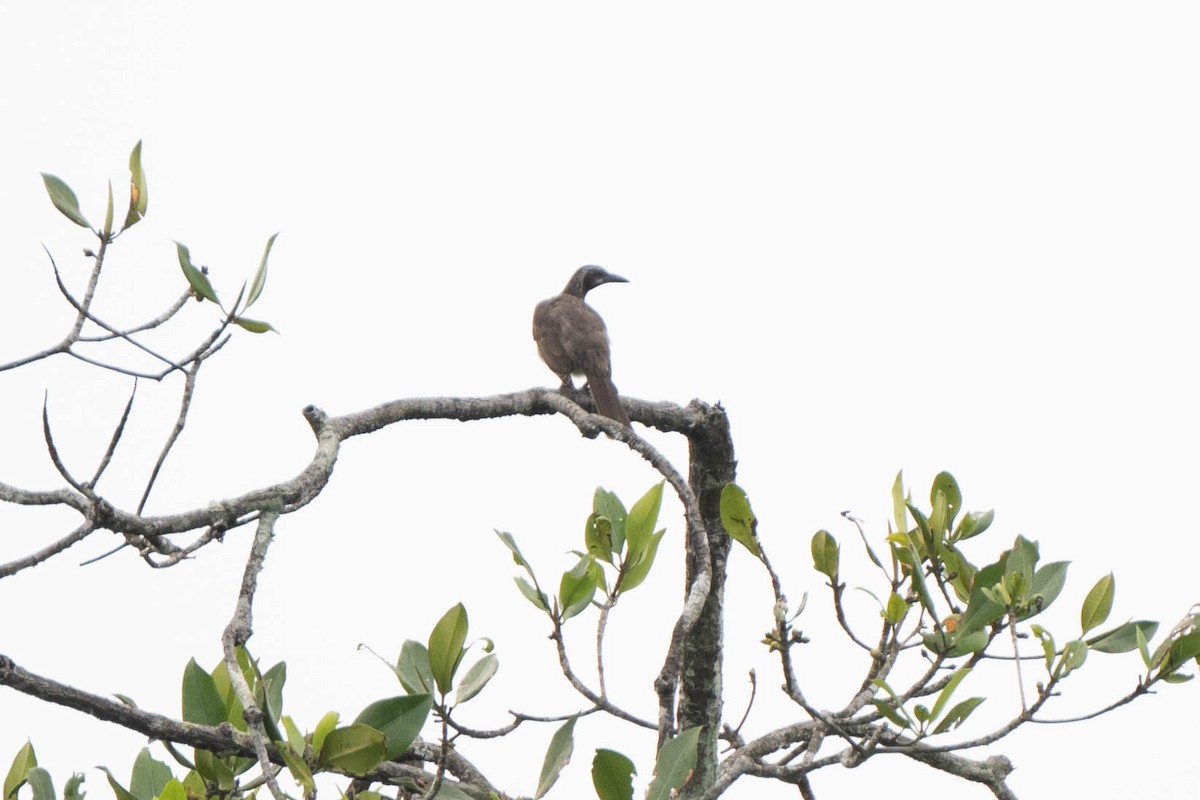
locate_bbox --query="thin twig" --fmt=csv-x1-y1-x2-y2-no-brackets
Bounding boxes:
41,394,89,495
138,361,201,514
0,524,96,578
90,380,138,489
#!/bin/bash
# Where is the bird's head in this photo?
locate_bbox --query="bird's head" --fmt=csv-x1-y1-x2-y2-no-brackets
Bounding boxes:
565,265,629,297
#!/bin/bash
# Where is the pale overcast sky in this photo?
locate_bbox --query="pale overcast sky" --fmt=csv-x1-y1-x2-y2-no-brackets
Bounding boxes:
1,3,1198,798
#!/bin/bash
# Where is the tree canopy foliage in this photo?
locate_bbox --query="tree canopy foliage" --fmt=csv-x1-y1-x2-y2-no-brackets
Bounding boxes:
2,146,1197,800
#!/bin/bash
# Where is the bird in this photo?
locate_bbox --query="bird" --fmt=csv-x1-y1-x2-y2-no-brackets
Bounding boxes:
533,266,632,427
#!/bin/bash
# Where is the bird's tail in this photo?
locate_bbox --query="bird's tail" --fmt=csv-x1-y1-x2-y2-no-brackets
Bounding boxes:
586,373,631,427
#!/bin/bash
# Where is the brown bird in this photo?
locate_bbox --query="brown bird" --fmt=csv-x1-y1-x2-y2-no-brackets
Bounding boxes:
533,266,631,426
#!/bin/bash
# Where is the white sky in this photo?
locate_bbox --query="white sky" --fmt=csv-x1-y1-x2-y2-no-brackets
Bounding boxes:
1,3,1198,798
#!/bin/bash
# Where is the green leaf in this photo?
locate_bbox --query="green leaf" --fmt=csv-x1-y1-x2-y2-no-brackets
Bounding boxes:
931,696,985,734
258,661,287,742
1027,561,1070,617
719,483,761,558
514,576,550,612
906,501,935,556
174,243,219,305
534,717,576,799
900,532,937,615
395,640,434,695
63,774,85,800
811,530,839,580
872,700,910,729
891,471,907,534
958,558,1007,635
209,660,246,732
495,530,529,567
95,768,139,800
929,667,972,723
1080,573,1115,634
317,724,386,775
189,752,232,792
155,780,183,800
1058,639,1089,675
4,740,37,800
593,488,629,555
585,512,615,564
40,173,91,228
428,783,474,800
179,770,205,800
1167,630,1200,670
592,749,636,800
103,181,114,237
246,233,277,309
929,472,962,535
646,727,701,800
121,137,148,230
1033,625,1056,669
24,770,53,800
122,140,148,230
181,659,227,726
625,482,664,557
456,653,499,704
559,556,599,621
952,509,994,542
1087,620,1159,654
231,316,277,334
428,603,469,695
1005,536,1039,586
883,592,908,625
941,544,976,603
282,716,305,754
617,528,665,593
129,749,171,800
275,743,314,798
354,695,433,760
312,711,339,755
